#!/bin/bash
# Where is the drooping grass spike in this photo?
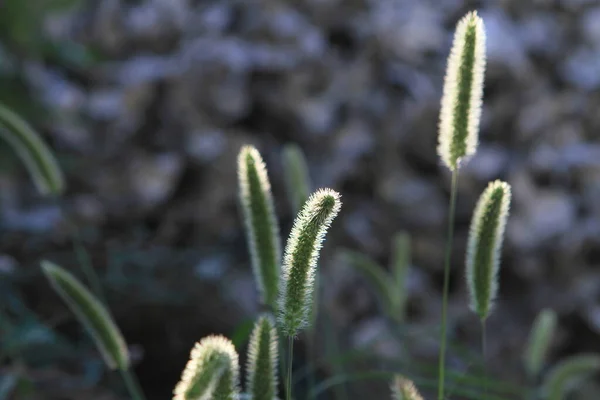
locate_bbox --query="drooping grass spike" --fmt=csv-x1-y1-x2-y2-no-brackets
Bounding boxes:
541,354,600,400
238,145,282,308
282,143,311,214
437,11,486,171
41,260,129,370
525,308,558,378
278,188,341,337
246,314,278,400
391,375,424,400
173,335,240,400
0,103,65,196
466,180,511,321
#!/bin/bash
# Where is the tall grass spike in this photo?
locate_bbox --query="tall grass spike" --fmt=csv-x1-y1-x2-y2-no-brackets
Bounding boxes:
246,314,278,400
0,103,65,196
391,375,424,400
466,180,511,320
525,308,558,378
174,335,240,400
41,260,128,370
437,11,486,171
238,145,282,308
278,188,341,336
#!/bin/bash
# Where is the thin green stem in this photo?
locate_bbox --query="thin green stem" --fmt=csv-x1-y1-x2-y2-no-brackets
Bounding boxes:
287,336,294,400
438,170,459,400
482,320,488,399
119,368,146,400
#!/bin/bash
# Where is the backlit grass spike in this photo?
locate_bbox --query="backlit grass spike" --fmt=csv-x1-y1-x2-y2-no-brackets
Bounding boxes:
391,375,424,400
278,188,341,337
525,308,558,378
41,260,128,370
466,180,511,320
0,103,65,196
238,145,282,308
173,335,240,400
246,314,278,400
437,11,486,171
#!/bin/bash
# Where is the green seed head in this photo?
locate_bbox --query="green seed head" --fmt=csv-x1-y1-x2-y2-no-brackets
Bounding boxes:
238,145,282,308
41,260,129,370
466,180,511,321
278,188,341,337
542,354,600,400
282,143,311,214
246,314,278,400
391,375,424,400
525,308,558,378
438,11,486,171
0,103,65,196
173,335,240,400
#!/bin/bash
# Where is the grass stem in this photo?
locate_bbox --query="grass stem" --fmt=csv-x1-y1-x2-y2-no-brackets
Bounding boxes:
119,367,146,400
287,336,294,400
438,170,459,400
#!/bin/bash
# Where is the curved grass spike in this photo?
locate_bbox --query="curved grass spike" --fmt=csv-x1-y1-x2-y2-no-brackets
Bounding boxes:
246,314,278,400
437,11,486,171
525,308,558,378
282,143,311,214
466,180,511,320
278,188,342,337
0,103,65,196
41,260,129,370
391,375,424,400
541,354,600,400
238,145,282,308
174,335,240,400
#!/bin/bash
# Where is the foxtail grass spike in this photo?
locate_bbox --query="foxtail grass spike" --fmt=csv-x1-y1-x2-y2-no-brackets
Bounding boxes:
278,188,341,337
391,375,424,400
174,335,240,400
541,354,600,400
282,144,311,214
0,103,65,196
246,314,278,400
437,11,486,171
41,260,128,370
525,308,558,378
466,180,511,320
238,145,282,308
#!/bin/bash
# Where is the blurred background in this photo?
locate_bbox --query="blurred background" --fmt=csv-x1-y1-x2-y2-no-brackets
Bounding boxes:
1,0,600,398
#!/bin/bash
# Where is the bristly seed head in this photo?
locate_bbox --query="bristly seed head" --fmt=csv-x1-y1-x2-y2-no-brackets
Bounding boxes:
391,375,424,400
466,180,511,321
237,145,282,308
173,335,240,400
246,314,278,400
278,188,341,337
437,11,486,171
